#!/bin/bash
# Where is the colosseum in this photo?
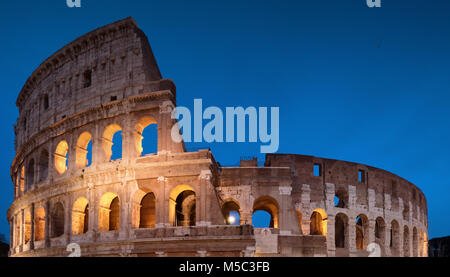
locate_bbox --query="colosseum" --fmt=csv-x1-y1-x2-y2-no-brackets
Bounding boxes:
7,17,428,257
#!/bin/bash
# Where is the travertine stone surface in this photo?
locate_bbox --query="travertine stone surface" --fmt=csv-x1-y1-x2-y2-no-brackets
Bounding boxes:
7,18,427,257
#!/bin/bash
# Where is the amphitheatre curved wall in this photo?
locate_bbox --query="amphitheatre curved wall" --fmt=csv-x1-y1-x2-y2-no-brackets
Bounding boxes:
7,18,428,257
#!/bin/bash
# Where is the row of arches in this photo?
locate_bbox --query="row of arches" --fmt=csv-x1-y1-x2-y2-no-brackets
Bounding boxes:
220,195,427,257
11,185,198,248
333,212,426,257
12,189,427,257
54,117,157,174
13,117,158,199
221,196,280,228
333,187,427,225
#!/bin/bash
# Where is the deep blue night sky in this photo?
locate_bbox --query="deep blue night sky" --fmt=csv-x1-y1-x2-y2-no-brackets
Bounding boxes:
1,0,450,241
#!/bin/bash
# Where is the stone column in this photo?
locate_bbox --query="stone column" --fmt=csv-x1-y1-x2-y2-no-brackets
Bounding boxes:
300,184,311,234
197,170,212,226
121,129,136,162
408,227,413,257
408,201,413,223
44,201,51,248
301,184,311,207
159,101,174,153
399,198,404,219
348,215,356,256
13,215,18,249
20,209,24,251
156,176,169,227
65,198,72,243
348,186,356,209
398,223,404,257
368,189,375,211
68,139,77,176
12,215,16,249
48,140,56,182
33,157,38,190
87,183,96,240
240,210,252,226
302,216,311,236
155,124,162,153
123,116,137,161
423,233,428,257
238,185,253,225
368,219,376,249
91,125,100,166
325,183,335,209
384,193,391,211
119,183,130,239
9,218,14,254
30,203,35,250
327,215,336,257
384,227,391,256
278,185,293,235
94,137,107,164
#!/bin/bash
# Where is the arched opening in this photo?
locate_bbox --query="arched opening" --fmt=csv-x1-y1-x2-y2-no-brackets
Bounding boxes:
51,202,65,238
335,213,349,250
98,192,120,232
26,159,34,190
413,227,418,257
310,209,327,235
390,220,400,256
375,217,386,254
72,197,89,235
38,149,49,182
176,191,196,226
111,131,123,160
252,196,279,228
403,226,410,257
355,214,369,250
139,193,156,228
334,189,348,208
75,132,93,168
24,212,31,244
102,124,123,161
296,210,303,234
135,116,158,156
34,207,45,241
252,211,271,228
54,140,69,174
222,199,240,225
109,197,120,231
169,185,196,227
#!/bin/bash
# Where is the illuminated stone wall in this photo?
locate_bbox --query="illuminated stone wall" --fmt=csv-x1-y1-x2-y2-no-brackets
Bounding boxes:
7,18,427,257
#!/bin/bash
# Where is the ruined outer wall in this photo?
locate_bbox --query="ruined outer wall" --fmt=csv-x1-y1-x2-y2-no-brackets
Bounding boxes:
267,154,428,257
217,154,428,257
7,18,246,257
14,17,166,152
7,17,428,258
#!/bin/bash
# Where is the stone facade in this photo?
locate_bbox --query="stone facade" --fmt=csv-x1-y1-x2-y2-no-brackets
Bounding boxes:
7,17,428,257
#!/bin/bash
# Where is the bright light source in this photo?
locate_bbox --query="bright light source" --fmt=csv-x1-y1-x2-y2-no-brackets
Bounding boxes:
228,216,236,224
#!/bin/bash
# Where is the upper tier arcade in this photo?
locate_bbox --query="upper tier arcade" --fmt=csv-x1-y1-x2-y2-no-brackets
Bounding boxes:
14,17,174,152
